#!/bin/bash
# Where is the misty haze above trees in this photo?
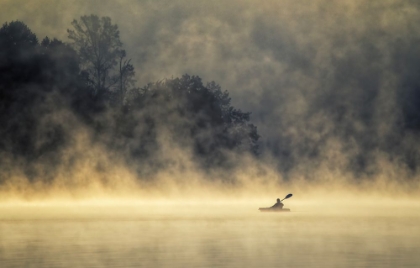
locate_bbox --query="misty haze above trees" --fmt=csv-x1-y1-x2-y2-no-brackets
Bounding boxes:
0,17,259,182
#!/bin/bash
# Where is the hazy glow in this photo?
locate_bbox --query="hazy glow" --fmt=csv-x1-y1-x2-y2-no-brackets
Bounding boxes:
2,2,420,267
1,199,420,268
0,0,420,198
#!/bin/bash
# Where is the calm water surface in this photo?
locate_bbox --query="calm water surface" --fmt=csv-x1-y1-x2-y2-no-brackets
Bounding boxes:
1,201,419,268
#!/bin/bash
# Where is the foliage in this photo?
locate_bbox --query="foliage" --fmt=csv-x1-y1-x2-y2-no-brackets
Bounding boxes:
68,15,135,101
0,23,71,179
122,75,260,169
0,19,260,182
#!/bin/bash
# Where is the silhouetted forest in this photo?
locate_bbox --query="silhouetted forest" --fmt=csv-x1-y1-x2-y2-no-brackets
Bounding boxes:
0,17,259,182
3,12,420,188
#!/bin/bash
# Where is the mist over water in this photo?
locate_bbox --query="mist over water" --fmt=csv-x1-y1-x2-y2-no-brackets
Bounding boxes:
1,199,420,268
1,1,420,267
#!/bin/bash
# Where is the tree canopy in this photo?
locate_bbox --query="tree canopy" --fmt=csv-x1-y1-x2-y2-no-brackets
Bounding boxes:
68,15,135,102
0,19,260,183
120,75,260,170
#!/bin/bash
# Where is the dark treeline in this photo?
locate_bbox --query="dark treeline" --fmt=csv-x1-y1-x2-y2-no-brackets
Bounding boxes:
5,13,420,188
0,16,259,183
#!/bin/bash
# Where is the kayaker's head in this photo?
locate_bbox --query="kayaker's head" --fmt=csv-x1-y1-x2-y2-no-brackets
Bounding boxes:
277,198,280,203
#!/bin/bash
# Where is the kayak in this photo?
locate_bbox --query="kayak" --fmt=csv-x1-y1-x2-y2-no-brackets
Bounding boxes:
259,208,290,212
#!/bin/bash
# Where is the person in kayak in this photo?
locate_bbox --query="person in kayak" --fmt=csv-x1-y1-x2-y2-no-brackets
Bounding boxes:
271,198,284,209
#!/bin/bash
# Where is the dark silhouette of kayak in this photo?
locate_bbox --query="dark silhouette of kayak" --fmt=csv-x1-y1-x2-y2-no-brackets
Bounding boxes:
259,207,291,212
259,193,293,212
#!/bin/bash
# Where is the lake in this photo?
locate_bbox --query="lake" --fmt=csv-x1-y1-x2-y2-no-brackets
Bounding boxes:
1,199,419,268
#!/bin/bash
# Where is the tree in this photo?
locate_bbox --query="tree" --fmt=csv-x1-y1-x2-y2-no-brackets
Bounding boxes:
124,75,260,169
68,15,133,98
0,21,38,52
40,37,81,87
0,21,38,83
0,22,85,180
117,50,135,105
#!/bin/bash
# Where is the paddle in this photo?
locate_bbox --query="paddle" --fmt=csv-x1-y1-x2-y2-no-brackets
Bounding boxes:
280,193,293,202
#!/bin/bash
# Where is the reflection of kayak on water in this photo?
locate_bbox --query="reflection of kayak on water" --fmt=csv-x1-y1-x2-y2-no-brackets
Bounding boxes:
259,207,290,212
259,193,292,212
